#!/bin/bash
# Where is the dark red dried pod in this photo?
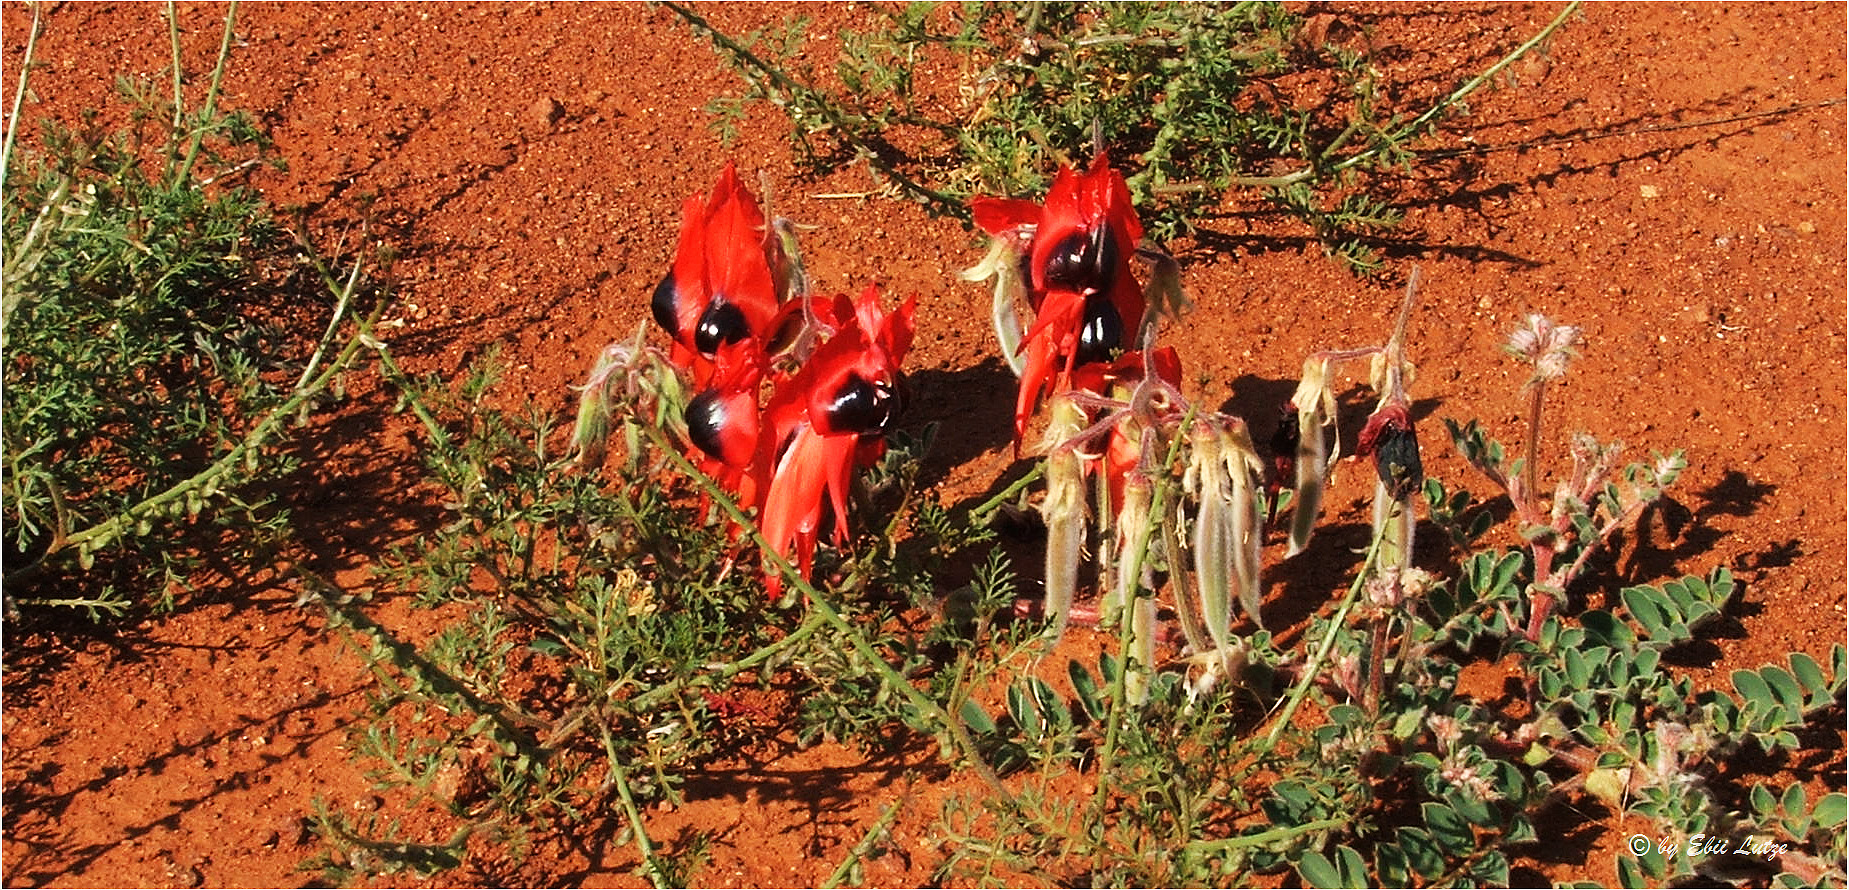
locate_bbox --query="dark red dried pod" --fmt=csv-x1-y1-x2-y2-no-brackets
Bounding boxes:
1266,403,1301,517
1357,402,1423,499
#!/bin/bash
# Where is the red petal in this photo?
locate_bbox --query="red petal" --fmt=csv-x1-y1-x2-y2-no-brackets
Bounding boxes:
702,164,780,341
1013,333,1061,449
1082,153,1144,249
760,425,859,597
1028,165,1086,293
971,196,1042,236
665,194,710,352
1148,345,1183,385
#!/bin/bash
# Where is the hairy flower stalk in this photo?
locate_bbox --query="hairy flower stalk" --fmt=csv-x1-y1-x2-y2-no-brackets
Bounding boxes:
1224,423,1266,629
1505,313,1581,510
1501,313,1584,639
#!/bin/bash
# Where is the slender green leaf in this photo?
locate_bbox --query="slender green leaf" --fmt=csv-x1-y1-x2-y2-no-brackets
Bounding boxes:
1068,658,1102,722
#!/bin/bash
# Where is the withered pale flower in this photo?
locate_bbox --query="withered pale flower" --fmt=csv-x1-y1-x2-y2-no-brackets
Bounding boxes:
1187,419,1267,641
1286,355,1340,556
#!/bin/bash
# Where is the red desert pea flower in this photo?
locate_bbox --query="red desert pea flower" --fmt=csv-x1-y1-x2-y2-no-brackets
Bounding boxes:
642,165,916,596
969,154,1148,447
759,285,915,595
650,161,790,388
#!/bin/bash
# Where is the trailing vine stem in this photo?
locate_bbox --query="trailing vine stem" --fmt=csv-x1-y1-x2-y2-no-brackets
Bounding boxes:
660,0,965,215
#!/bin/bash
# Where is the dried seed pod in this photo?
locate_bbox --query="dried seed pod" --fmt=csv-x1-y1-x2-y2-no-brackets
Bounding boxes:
1110,470,1154,625
1113,470,1157,706
1187,419,1268,644
1037,397,1089,642
1220,421,1267,631
1187,425,1235,647
1287,356,1339,556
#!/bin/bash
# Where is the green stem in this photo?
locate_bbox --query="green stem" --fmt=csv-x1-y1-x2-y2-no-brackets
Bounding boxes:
966,461,1045,526
822,798,904,889
0,0,40,182
1180,816,1349,855
294,230,368,390
166,1,185,139
48,282,382,563
1326,1,1581,179
603,730,672,889
175,0,239,184
1522,379,1545,513
1089,407,1194,852
665,0,968,214
661,0,965,215
1159,1,1582,193
1260,518,1389,751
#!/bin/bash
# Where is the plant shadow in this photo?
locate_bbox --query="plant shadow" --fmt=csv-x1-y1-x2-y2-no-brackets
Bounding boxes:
903,356,1020,490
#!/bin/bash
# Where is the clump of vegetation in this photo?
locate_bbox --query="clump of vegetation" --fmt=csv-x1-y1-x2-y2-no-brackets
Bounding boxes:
314,142,1845,886
673,0,1581,273
936,223,1847,885
1,4,380,618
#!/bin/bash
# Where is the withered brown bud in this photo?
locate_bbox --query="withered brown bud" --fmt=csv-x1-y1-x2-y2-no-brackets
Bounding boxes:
1358,402,1423,500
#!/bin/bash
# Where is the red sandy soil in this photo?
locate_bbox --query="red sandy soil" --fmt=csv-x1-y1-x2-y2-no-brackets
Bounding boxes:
2,2,1844,887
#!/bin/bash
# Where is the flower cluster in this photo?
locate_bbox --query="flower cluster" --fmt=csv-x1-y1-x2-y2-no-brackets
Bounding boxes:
966,154,1270,663
649,163,915,594
969,154,1149,450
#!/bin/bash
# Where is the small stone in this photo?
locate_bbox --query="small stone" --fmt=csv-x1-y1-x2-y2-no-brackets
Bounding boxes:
1639,184,1660,199
515,97,564,141
282,816,314,847
525,96,564,132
